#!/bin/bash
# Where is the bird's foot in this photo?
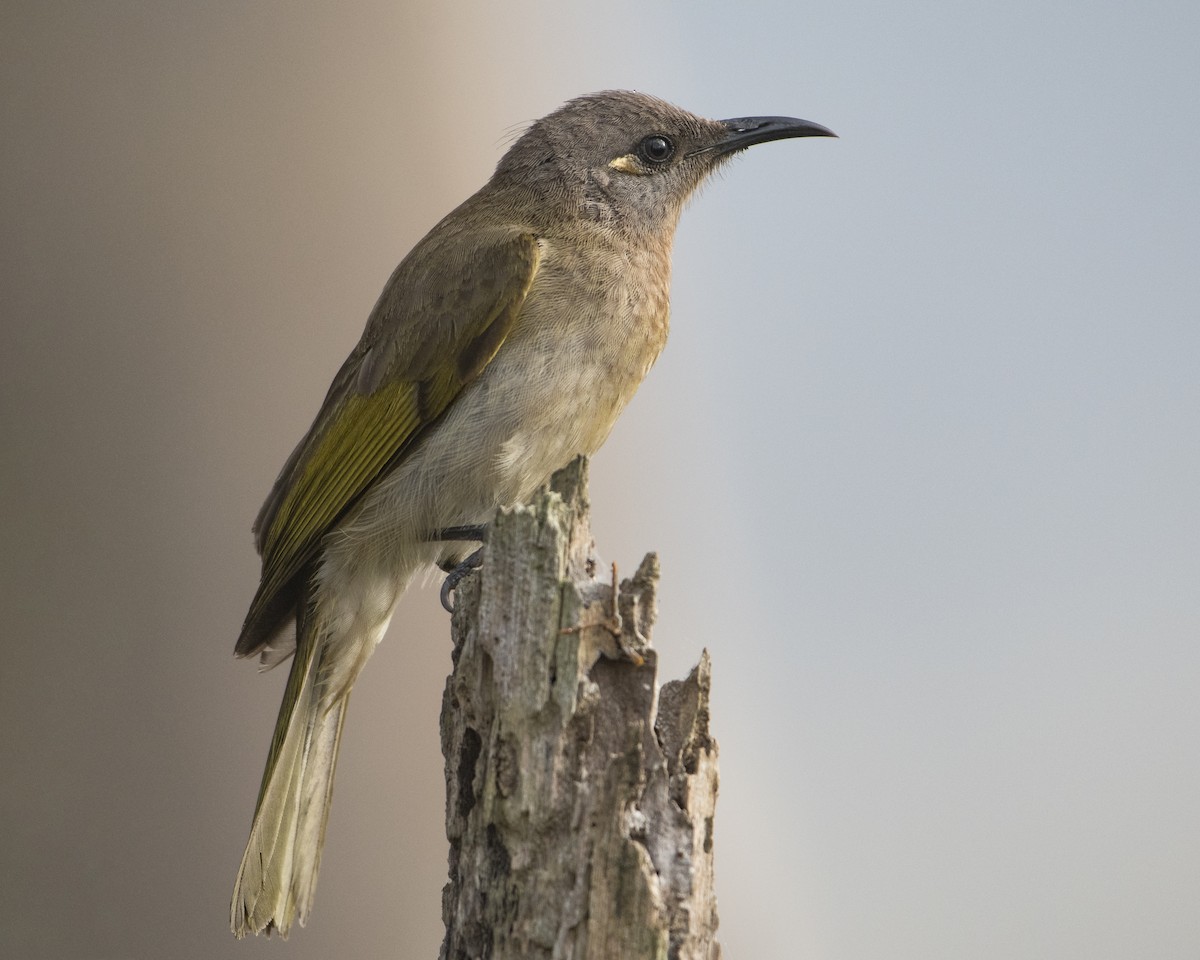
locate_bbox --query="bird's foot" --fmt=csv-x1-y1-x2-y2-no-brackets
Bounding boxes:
426,524,489,613
439,548,483,613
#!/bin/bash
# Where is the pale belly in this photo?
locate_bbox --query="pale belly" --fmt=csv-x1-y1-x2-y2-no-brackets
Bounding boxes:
320,270,668,591
310,237,669,697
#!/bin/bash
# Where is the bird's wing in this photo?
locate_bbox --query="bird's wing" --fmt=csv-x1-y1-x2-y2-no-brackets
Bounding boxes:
235,226,542,657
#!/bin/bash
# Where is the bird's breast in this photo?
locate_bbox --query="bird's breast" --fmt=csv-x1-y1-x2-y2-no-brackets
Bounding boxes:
433,234,672,505
328,234,674,568
511,236,670,436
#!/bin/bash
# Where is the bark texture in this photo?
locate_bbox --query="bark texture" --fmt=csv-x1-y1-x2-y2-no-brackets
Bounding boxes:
439,458,720,960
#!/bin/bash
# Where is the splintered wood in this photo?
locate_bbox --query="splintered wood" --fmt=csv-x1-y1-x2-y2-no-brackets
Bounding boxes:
439,458,721,960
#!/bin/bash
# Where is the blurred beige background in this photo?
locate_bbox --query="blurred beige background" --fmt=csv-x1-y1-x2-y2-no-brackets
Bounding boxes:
3,2,1198,959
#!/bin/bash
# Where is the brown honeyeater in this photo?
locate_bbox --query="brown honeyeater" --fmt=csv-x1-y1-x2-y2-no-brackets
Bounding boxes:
230,90,835,938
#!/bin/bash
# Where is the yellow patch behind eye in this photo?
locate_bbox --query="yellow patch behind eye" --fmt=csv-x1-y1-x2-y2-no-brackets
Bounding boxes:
608,154,643,174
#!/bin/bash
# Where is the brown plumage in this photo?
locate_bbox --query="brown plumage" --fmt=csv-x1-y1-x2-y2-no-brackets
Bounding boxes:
230,89,834,938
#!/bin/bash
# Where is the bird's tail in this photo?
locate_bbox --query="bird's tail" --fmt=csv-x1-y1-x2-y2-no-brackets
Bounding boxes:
231,603,347,939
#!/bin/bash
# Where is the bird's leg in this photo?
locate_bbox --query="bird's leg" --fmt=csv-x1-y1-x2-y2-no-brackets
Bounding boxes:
428,524,489,555
425,524,489,613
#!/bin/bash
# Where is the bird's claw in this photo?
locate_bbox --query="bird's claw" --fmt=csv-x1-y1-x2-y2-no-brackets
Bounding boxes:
440,548,483,613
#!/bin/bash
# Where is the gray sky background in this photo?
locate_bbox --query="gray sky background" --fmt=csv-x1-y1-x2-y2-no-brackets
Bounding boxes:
2,1,1197,958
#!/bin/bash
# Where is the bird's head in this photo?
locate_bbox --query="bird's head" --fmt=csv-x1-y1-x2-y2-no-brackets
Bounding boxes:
493,90,836,235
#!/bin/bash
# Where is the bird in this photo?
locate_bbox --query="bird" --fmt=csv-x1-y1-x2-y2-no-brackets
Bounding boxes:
230,89,835,938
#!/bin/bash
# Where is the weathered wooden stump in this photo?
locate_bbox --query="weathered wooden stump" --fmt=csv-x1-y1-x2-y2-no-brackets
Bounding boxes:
439,458,721,960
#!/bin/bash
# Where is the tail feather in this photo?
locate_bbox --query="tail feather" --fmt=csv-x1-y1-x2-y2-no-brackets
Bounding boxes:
231,606,348,938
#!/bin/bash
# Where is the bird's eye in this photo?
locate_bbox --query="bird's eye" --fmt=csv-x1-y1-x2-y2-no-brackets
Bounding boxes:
637,134,675,165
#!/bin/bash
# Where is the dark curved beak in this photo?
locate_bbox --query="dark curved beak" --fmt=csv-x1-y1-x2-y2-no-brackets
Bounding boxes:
710,116,838,155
